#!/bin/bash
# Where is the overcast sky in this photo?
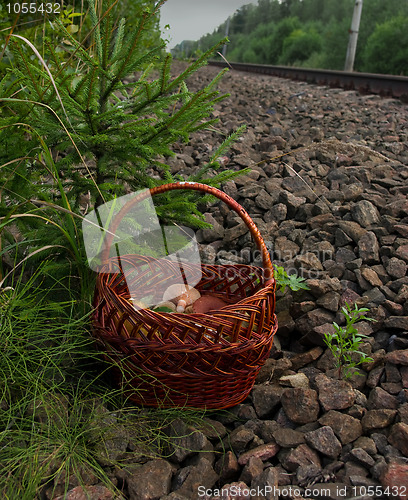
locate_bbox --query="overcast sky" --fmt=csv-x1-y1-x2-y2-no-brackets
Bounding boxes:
159,0,256,49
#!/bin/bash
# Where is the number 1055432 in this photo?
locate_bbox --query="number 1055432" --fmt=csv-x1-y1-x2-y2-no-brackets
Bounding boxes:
6,3,61,15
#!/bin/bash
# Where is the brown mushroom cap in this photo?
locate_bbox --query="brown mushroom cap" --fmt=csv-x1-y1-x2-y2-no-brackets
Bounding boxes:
192,295,227,314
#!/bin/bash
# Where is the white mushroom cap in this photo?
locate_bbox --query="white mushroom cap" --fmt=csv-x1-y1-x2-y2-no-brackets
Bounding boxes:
162,284,201,304
162,284,201,313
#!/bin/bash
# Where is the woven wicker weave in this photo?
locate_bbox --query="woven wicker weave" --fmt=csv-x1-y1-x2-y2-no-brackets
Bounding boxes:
92,182,277,409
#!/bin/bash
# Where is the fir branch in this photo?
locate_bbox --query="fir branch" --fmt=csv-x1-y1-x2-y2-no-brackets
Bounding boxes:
111,18,126,71
44,40,62,72
11,42,42,98
143,90,208,144
85,67,98,112
102,9,152,98
209,125,246,164
160,53,172,94
88,1,104,65
165,38,228,93
54,20,101,73
101,1,113,71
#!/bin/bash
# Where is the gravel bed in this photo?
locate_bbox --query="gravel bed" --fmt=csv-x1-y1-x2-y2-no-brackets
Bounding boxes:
57,62,408,500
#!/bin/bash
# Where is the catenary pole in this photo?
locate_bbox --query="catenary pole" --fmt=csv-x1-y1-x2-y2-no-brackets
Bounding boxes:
222,17,230,57
344,0,364,72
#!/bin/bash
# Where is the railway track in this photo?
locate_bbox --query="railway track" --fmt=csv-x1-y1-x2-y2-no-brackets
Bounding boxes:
208,60,408,102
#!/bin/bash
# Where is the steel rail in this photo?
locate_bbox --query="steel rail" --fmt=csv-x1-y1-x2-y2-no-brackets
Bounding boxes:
208,60,408,102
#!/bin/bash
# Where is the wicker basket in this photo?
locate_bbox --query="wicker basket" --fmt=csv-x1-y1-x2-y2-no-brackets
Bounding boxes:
92,182,277,409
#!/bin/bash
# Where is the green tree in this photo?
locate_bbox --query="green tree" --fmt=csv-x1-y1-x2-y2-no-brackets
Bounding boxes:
319,16,350,70
363,16,408,75
267,17,301,63
279,27,322,65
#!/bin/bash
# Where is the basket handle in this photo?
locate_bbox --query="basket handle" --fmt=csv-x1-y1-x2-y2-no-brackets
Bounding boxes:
101,182,274,281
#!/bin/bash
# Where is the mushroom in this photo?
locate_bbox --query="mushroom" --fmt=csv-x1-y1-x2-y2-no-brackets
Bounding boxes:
192,295,227,314
162,284,201,313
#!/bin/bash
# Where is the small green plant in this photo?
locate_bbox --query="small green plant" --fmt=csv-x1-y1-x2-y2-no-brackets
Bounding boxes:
273,264,309,293
323,302,375,380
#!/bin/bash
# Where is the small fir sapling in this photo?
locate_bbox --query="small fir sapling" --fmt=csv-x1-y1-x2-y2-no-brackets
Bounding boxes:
0,0,246,288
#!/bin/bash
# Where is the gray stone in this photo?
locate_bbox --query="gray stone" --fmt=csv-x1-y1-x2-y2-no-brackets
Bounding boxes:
361,409,397,432
214,451,240,483
386,257,408,279
335,247,356,264
239,456,264,485
396,244,408,262
316,291,341,312
395,284,408,304
343,460,369,479
367,387,399,410
268,203,287,223
127,460,172,500
273,236,300,260
305,426,342,458
238,183,263,198
296,309,335,336
350,448,375,468
172,459,218,498
226,426,255,455
196,213,225,243
255,189,274,210
384,317,408,331
264,178,283,197
306,277,342,297
353,437,377,456
315,374,355,411
196,418,227,440
258,420,280,443
388,422,408,456
338,220,367,243
272,427,305,448
295,252,324,272
237,443,280,465
94,424,129,466
351,200,381,227
279,373,310,388
251,384,284,418
289,347,324,371
279,444,321,472
281,388,320,424
54,485,117,500
160,493,190,500
319,410,362,444
251,468,280,500
358,231,380,264
335,228,354,246
279,190,306,218
224,222,248,242
343,183,364,201
163,419,207,463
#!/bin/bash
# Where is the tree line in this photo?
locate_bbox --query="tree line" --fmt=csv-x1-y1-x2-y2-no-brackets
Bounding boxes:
171,0,408,76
